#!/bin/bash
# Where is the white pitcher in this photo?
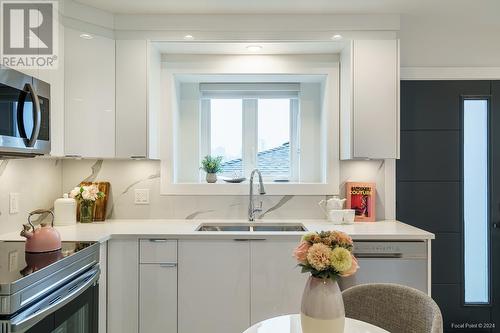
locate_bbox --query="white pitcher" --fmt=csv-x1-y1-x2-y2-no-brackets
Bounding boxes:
318,196,346,213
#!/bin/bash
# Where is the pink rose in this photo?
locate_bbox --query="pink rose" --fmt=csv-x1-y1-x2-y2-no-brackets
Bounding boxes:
293,241,311,263
340,254,359,277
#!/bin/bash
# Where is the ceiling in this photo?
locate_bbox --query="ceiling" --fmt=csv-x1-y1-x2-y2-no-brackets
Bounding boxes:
75,0,500,16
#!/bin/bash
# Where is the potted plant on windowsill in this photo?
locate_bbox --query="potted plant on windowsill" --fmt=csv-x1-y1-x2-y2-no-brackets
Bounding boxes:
201,155,223,183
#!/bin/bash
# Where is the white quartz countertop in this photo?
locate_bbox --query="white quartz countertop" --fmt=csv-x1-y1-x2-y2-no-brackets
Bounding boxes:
0,219,434,243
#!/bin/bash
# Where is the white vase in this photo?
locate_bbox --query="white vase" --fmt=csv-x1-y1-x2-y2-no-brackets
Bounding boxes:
206,173,217,183
300,276,345,333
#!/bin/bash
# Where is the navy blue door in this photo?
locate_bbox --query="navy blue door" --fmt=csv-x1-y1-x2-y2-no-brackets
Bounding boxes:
397,81,498,332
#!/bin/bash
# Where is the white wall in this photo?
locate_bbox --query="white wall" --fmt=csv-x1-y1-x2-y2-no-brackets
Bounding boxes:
177,82,201,183
400,13,500,68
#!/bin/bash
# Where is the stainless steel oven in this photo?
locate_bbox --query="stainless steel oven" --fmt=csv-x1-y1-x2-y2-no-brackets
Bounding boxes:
8,267,99,333
0,242,100,333
0,66,50,158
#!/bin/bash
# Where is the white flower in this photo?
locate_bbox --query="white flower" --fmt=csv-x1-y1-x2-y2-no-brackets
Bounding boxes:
81,189,92,201
69,187,80,199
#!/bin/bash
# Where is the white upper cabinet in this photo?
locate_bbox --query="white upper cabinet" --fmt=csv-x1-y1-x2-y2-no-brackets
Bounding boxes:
115,40,161,159
64,27,115,158
116,40,148,159
340,39,400,159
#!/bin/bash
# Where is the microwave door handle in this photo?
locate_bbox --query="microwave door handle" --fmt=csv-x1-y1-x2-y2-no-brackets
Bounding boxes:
25,83,41,147
9,266,99,332
16,89,28,140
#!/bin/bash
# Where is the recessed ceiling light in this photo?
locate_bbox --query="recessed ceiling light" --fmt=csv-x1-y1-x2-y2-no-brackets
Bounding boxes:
79,33,93,40
183,35,194,40
331,34,343,40
246,45,262,52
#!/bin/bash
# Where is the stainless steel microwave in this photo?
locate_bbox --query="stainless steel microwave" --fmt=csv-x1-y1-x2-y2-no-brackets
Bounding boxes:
0,66,50,158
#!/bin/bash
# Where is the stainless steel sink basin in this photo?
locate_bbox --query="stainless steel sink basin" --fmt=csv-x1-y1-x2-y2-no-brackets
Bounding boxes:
196,224,252,232
252,225,306,232
196,223,306,232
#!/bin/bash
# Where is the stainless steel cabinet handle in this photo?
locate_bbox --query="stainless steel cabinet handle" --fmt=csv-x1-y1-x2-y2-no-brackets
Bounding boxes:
233,239,266,242
159,263,177,268
149,239,168,242
353,253,403,259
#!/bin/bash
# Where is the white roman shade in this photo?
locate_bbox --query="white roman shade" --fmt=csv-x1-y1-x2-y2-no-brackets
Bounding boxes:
199,83,300,98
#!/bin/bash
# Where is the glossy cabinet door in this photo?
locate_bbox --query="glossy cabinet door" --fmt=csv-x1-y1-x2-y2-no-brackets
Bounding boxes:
64,27,115,158
139,264,177,333
115,40,148,159
107,239,138,333
250,238,307,324
178,239,250,333
340,39,400,159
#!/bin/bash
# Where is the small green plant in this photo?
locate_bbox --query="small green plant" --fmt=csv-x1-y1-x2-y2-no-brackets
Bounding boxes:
201,155,223,174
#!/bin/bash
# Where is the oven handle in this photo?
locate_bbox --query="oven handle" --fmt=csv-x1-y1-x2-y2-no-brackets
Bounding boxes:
10,266,100,332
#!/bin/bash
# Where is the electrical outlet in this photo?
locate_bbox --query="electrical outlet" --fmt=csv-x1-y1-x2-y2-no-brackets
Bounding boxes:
8,251,18,272
134,189,150,205
9,193,20,214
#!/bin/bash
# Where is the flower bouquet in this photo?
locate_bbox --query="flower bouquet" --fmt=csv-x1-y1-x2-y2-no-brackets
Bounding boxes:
293,231,359,333
70,185,105,223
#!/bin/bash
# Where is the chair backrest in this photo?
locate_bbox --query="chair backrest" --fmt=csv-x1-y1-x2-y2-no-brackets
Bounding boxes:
342,283,443,333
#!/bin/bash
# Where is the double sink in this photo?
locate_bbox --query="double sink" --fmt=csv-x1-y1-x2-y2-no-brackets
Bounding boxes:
196,223,307,232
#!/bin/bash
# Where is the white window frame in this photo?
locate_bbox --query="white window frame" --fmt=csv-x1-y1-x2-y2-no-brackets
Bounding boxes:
159,54,340,195
200,93,300,182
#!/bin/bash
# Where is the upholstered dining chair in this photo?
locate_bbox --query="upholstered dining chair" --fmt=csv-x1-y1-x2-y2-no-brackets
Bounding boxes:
342,283,443,333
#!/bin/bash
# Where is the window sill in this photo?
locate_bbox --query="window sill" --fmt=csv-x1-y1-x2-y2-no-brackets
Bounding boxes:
160,182,336,196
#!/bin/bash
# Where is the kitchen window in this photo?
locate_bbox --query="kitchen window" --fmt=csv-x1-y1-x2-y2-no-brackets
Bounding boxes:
200,83,299,181
161,59,339,195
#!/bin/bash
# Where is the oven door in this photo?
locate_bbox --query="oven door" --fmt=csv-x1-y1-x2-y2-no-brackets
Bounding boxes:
8,266,99,333
0,67,50,157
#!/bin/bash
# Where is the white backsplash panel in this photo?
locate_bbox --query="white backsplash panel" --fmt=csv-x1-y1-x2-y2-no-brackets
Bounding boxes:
0,159,62,234
0,158,388,236
61,159,388,221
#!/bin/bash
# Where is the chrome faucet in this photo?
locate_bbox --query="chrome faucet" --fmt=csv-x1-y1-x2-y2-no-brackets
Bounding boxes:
248,169,266,221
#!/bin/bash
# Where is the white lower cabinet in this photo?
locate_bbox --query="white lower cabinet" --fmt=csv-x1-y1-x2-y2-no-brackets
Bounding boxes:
99,242,108,333
178,237,303,333
178,239,251,333
108,237,304,333
139,239,178,333
139,264,177,332
250,238,307,324
107,239,138,333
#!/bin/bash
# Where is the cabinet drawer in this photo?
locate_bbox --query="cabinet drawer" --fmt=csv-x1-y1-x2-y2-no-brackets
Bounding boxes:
139,239,177,263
